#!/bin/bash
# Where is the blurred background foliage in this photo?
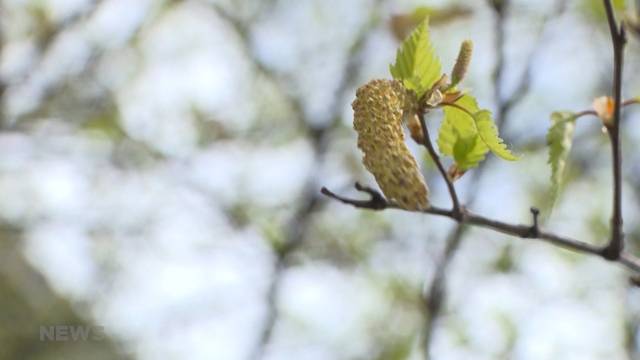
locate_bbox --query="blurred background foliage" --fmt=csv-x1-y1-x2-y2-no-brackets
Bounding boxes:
1,0,640,359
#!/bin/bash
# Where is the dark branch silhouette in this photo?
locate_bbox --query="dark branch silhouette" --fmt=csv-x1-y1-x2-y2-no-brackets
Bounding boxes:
602,0,628,260
321,183,640,274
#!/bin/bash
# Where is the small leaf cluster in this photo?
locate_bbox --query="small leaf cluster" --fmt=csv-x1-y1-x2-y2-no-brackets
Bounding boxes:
389,20,517,174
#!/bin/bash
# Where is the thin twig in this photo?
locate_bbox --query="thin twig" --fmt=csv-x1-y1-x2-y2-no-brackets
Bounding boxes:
576,98,638,119
529,207,540,237
499,0,568,124
213,3,317,355
418,111,461,217
490,0,508,124
515,99,639,151
5,0,107,124
602,0,628,259
420,1,567,357
320,183,640,273
421,223,467,354
228,2,387,357
421,2,514,357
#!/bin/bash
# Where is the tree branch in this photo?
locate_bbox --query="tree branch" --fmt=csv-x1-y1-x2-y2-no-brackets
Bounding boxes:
420,0,562,356
220,2,388,358
602,0,628,260
320,183,640,273
490,0,508,124
418,111,461,217
421,222,466,355
4,0,107,124
499,0,568,125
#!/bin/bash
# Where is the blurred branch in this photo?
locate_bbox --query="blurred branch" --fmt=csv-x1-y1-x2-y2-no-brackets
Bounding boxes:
602,0,628,260
0,11,6,126
320,183,640,273
498,0,568,124
0,224,130,358
210,3,270,62
420,222,465,349
6,0,107,125
209,8,306,359
35,0,106,49
210,3,388,358
490,0,508,124
419,0,566,356
390,5,473,40
420,1,513,355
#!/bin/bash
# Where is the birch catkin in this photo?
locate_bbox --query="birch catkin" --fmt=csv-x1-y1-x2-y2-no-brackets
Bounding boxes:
451,40,473,87
352,79,429,210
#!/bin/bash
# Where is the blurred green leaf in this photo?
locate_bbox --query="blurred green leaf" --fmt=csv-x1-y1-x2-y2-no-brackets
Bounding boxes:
374,335,414,360
492,245,514,273
81,110,126,140
547,111,577,205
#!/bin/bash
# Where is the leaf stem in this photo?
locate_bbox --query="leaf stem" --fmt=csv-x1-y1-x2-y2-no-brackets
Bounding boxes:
440,101,475,117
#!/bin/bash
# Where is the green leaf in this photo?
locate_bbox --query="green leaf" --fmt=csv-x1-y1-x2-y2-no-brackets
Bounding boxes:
475,110,518,161
437,95,517,170
547,111,577,203
389,19,442,98
452,133,488,169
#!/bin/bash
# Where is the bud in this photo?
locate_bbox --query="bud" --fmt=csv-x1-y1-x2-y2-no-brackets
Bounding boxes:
447,164,466,182
442,90,464,104
407,113,424,144
425,89,444,108
450,40,473,87
352,79,429,210
592,96,615,126
432,74,450,91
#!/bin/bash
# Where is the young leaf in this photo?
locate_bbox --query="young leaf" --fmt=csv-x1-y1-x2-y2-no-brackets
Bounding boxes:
547,111,577,202
437,95,516,170
474,110,518,161
452,132,489,169
389,20,442,98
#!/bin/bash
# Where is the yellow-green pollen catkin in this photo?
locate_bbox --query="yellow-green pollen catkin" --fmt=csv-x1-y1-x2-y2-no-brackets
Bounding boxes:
451,40,473,86
352,79,429,210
